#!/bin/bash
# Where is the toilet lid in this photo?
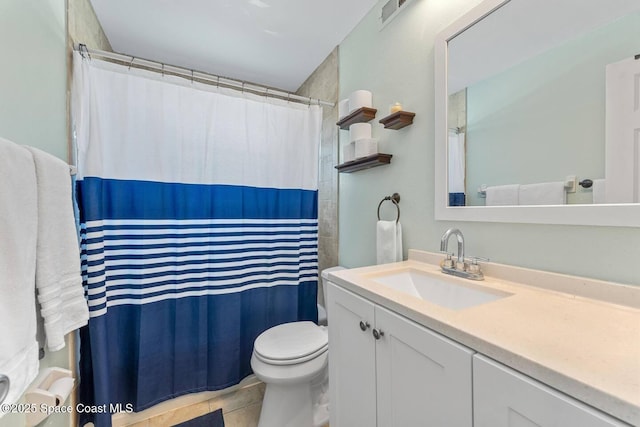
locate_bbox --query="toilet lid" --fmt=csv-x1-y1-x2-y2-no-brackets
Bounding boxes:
254,321,328,364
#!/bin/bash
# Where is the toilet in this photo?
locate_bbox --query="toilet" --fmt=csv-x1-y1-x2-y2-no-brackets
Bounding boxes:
250,266,345,427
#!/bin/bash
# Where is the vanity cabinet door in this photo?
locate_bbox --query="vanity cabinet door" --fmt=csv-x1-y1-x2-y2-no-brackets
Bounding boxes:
327,283,377,427
473,355,630,427
375,306,474,427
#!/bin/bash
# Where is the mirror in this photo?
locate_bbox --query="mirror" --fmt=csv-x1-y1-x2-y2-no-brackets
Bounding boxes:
434,0,640,227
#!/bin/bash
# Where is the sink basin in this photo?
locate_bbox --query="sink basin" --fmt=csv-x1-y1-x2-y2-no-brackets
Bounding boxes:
370,269,511,310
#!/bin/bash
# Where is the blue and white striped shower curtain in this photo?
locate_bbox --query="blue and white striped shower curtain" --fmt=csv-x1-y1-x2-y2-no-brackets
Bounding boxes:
72,53,321,426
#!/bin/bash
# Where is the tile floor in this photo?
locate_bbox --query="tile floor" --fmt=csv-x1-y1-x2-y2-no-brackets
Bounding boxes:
114,379,331,427
115,380,265,427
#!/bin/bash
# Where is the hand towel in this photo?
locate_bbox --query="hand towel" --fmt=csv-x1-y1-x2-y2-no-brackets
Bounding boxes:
0,137,39,409
25,147,88,352
592,179,606,204
485,184,519,206
376,220,403,264
519,182,566,205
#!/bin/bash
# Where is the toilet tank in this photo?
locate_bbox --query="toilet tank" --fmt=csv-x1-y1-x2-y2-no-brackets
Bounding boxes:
319,266,345,324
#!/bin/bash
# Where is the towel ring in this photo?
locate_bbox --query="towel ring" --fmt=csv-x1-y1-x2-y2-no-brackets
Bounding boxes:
377,193,401,223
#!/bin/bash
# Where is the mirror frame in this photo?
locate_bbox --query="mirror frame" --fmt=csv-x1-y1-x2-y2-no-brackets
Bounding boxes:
434,0,640,227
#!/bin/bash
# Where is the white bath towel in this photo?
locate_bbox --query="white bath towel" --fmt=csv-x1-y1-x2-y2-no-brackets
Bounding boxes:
376,220,403,264
0,137,39,409
592,179,606,204
25,147,88,352
485,184,519,206
519,182,566,205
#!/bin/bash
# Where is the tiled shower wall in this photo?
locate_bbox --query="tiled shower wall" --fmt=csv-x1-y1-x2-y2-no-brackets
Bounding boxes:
296,47,340,307
67,0,113,51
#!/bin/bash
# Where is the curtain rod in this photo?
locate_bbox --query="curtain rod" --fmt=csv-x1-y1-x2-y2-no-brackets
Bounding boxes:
74,44,335,108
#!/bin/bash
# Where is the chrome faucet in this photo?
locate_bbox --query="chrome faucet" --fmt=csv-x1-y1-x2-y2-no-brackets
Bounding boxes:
439,228,487,281
440,228,465,265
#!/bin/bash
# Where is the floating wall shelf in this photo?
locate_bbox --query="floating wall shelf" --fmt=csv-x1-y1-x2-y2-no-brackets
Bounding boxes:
379,111,416,130
335,153,392,173
337,107,378,130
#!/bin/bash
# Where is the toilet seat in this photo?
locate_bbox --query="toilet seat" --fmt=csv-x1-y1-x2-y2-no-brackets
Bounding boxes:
254,321,328,366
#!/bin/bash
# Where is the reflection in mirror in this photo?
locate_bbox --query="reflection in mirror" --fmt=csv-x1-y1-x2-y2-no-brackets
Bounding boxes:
446,0,640,207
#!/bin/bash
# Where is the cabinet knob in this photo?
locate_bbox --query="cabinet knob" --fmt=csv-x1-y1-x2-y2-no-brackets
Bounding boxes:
372,328,384,340
359,321,370,331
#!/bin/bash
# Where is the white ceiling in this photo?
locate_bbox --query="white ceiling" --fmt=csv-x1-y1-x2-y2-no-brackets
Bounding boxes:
90,0,378,92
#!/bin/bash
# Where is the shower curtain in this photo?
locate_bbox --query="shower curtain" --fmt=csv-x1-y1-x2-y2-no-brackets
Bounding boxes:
72,52,321,426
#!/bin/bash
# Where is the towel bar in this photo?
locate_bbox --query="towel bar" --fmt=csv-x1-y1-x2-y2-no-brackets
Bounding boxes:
377,193,400,223
478,177,577,197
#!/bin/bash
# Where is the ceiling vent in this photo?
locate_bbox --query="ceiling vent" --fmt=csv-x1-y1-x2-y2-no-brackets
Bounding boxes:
380,0,413,28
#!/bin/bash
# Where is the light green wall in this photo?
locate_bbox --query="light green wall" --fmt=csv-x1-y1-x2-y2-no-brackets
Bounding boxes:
0,1,71,426
0,0,68,160
465,13,640,206
338,0,640,286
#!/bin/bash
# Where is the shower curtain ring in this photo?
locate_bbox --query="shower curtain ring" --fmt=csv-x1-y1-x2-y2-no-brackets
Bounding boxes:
191,69,194,84
128,56,135,70
79,44,91,60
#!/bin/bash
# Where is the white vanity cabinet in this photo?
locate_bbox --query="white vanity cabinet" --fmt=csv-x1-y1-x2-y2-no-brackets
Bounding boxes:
327,282,377,426
327,283,474,427
473,355,630,427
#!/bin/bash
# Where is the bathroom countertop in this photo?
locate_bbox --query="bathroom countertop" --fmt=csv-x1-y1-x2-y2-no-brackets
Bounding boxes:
328,250,640,426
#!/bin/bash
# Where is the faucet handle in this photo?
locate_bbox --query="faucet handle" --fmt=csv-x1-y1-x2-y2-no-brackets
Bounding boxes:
464,256,489,275
439,251,455,268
